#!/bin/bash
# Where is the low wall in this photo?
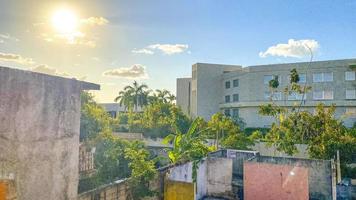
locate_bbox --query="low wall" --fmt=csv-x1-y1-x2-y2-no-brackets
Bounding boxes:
252,156,335,200
78,179,130,200
244,162,309,200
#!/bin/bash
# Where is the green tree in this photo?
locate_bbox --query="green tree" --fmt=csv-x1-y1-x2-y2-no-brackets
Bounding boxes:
124,81,149,111
259,69,356,177
114,90,134,111
80,92,113,142
141,101,191,138
124,141,157,199
207,112,254,150
115,81,149,112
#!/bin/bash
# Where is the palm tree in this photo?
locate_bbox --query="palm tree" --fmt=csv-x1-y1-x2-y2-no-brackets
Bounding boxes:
154,89,175,104
123,81,149,112
114,90,133,111
167,93,176,104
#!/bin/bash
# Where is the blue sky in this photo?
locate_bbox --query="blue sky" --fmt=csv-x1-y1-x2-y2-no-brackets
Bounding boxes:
0,0,355,102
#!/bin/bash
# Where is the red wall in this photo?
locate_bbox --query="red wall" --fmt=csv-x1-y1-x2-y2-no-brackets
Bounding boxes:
244,162,309,200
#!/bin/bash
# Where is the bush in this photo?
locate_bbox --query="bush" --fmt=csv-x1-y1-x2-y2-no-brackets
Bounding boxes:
244,127,270,136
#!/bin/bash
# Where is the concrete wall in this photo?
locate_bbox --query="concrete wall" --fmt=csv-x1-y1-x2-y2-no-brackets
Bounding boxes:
166,157,235,200
206,158,233,197
78,179,130,200
0,66,99,200
253,156,335,200
244,162,309,200
252,142,308,158
176,78,191,115
192,63,242,120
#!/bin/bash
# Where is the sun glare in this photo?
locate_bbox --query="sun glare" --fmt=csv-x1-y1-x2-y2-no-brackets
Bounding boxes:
51,8,78,34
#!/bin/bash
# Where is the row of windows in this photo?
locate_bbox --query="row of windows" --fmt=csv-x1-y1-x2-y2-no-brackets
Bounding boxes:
225,79,239,89
262,89,356,101
225,71,355,89
224,89,355,103
222,107,356,118
263,71,355,85
224,108,239,117
225,94,239,103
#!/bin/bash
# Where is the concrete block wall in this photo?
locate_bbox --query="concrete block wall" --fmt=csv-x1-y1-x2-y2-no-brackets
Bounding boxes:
0,66,99,200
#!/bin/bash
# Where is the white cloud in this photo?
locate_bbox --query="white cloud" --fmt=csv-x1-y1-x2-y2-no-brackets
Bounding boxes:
102,64,148,79
0,52,34,65
131,48,154,55
81,17,109,26
31,64,69,77
0,33,20,42
259,39,319,58
132,44,189,55
148,44,189,55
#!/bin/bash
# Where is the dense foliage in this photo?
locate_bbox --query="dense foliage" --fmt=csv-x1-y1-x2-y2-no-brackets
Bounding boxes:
259,68,356,178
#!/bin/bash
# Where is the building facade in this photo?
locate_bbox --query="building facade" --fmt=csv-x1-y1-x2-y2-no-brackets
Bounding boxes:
177,59,356,128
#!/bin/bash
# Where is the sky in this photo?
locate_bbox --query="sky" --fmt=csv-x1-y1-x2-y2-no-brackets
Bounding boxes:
0,0,355,102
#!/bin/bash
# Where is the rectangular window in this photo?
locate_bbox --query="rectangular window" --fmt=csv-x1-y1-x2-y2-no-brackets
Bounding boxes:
233,94,239,102
324,72,333,82
299,74,307,83
264,92,282,100
324,90,333,99
345,71,356,81
313,73,323,82
225,95,230,103
264,75,280,85
313,90,333,100
233,79,239,87
232,108,239,117
224,109,231,117
225,81,231,89
345,107,356,117
313,91,323,100
288,73,306,83
313,72,333,82
346,89,356,99
288,92,306,100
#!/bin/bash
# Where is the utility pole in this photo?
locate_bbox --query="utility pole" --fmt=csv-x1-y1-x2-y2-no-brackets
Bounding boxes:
336,150,341,183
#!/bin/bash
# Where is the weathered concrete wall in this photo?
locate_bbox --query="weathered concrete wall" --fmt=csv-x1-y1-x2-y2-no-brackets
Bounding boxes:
254,156,335,200
78,179,130,200
176,78,191,115
206,158,233,198
166,162,193,183
244,162,309,200
0,66,99,200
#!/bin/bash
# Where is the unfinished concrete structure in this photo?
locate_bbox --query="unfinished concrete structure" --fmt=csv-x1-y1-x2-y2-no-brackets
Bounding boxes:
0,66,99,200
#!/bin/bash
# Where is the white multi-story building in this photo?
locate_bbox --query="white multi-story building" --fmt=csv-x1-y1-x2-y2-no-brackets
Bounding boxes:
177,59,356,128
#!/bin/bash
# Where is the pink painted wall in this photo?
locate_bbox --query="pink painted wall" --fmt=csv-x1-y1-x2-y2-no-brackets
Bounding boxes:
244,162,309,200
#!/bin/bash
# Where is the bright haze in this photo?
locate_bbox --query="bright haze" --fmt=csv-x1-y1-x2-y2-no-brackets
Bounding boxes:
0,0,355,102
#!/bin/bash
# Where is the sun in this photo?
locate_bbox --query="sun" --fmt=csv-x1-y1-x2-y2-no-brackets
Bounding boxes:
51,8,78,34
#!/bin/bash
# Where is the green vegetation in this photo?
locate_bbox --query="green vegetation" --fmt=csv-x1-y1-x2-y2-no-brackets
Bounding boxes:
260,68,356,178
79,73,355,196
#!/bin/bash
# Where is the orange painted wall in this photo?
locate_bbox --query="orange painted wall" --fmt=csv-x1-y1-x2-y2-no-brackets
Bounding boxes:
244,162,309,200
0,182,7,200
